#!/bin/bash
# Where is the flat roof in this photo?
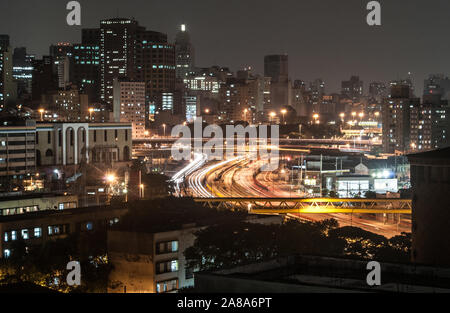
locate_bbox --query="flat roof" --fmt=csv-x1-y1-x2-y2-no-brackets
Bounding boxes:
0,203,126,223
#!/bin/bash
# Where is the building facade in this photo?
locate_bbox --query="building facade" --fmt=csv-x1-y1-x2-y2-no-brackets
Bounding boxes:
175,24,195,80
113,78,146,139
35,122,132,166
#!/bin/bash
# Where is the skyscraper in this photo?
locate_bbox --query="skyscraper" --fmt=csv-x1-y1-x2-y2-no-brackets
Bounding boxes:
423,74,450,100
73,43,100,102
100,18,139,106
175,24,195,80
113,78,146,139
0,35,9,50
264,55,288,83
135,30,176,114
341,76,363,102
13,47,34,98
0,35,17,109
382,84,419,153
264,55,290,113
32,56,56,104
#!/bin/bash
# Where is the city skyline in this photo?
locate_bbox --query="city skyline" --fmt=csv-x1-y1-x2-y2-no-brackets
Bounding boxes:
2,0,450,94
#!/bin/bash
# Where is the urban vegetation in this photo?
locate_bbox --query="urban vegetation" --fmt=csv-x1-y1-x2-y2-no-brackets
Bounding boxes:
185,217,411,272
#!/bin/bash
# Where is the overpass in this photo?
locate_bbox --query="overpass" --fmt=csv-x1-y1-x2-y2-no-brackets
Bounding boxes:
193,197,412,214
133,137,381,146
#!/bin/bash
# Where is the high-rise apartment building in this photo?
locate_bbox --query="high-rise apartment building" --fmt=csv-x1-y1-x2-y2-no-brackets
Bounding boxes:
0,42,17,109
382,84,419,153
135,33,176,112
175,24,195,80
410,101,450,151
264,55,290,113
423,74,450,100
12,48,34,97
73,43,100,102
100,18,139,106
32,56,56,104
341,76,363,102
113,78,146,139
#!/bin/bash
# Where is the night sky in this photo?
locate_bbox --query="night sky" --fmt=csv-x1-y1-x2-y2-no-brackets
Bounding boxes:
1,0,450,94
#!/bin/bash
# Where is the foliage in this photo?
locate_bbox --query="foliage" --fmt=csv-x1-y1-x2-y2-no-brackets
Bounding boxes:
0,231,112,293
185,218,411,272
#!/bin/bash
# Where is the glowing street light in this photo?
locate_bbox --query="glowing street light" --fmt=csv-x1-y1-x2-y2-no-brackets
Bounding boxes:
38,109,44,121
140,184,145,198
312,113,319,124
243,108,248,121
88,108,94,121
281,109,287,124
105,173,116,184
359,112,364,119
269,111,276,123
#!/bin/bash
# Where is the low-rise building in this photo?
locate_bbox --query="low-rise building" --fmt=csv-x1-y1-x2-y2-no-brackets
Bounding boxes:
408,147,450,267
35,122,132,166
0,204,128,259
0,193,78,216
107,214,283,293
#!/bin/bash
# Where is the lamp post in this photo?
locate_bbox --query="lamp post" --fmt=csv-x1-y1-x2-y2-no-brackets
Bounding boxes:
162,124,166,138
313,113,319,124
269,112,276,124
39,109,44,121
374,111,380,121
88,108,94,121
243,108,248,122
281,109,287,125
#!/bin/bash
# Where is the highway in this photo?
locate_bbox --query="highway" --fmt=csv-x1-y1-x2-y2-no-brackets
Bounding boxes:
182,156,411,238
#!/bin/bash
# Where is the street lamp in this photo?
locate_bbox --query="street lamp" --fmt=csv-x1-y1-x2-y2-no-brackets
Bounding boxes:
105,173,116,184
88,108,94,121
39,109,44,121
243,108,248,122
359,112,364,119
281,109,287,125
313,113,319,124
269,111,276,123
339,112,345,121
140,184,145,198
162,124,166,137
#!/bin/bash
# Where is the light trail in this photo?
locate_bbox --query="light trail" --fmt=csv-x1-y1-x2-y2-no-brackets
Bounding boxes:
171,153,207,196
188,156,245,198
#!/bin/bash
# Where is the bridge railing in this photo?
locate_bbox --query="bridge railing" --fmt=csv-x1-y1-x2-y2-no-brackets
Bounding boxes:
193,197,412,214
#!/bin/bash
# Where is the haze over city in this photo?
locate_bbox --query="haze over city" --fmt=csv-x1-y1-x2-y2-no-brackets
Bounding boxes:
0,0,449,298
2,0,450,93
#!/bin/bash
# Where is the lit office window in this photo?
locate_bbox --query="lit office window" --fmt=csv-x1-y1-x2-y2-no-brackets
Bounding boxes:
21,229,29,240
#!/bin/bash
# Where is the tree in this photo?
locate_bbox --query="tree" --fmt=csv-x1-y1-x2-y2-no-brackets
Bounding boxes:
328,226,388,259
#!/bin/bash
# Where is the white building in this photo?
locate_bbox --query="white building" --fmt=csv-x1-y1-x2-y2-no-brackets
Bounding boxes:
113,78,146,139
